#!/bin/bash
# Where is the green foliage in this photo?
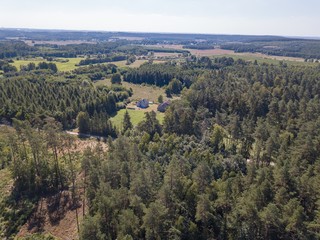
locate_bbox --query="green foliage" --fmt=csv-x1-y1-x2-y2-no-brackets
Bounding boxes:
166,78,183,95
18,233,56,240
77,111,90,133
122,110,133,134
157,95,163,103
79,55,127,66
80,59,320,239
110,109,164,129
222,40,320,59
124,63,183,87
2,49,320,239
0,73,128,129
137,111,162,138
111,73,122,84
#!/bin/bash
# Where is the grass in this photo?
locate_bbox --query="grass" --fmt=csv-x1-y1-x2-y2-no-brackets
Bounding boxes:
11,57,84,72
0,168,13,235
110,109,165,129
94,75,167,130
56,58,84,71
108,59,165,68
0,168,12,199
108,60,146,68
212,54,316,66
94,78,168,103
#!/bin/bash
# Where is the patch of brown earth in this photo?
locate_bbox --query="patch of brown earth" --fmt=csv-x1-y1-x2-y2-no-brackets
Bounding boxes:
17,189,86,240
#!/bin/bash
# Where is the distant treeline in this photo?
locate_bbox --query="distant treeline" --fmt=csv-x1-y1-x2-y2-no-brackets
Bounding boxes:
78,55,127,66
124,63,177,86
73,64,117,80
145,47,189,54
221,40,320,59
0,28,289,42
0,40,190,60
183,44,215,50
124,57,239,87
123,62,200,89
0,41,36,59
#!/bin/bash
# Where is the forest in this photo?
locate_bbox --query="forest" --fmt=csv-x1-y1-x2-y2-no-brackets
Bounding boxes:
78,61,320,240
0,31,320,239
221,40,320,60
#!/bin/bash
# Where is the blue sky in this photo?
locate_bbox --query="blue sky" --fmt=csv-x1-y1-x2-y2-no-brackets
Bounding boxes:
1,0,319,36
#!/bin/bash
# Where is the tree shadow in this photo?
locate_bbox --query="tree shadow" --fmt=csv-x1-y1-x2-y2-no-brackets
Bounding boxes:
47,191,70,225
25,190,81,229
26,198,46,232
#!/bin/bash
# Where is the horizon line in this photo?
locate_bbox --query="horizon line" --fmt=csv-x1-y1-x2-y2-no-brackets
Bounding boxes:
1,26,320,40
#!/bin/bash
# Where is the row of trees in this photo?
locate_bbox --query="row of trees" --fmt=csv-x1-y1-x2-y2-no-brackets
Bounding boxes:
78,55,127,66
0,73,129,129
20,62,58,73
124,63,178,86
76,111,117,137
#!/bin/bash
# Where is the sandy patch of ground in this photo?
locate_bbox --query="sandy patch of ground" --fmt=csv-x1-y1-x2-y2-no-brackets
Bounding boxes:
17,189,85,240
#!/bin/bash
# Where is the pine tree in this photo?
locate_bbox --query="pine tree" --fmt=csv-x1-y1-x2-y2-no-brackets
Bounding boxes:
122,110,133,134
77,111,90,134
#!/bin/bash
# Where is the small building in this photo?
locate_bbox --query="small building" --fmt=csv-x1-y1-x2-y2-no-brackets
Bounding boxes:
137,99,149,108
157,101,171,112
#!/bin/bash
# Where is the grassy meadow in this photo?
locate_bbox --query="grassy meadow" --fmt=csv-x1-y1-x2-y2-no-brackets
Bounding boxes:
11,57,84,72
94,78,167,103
211,54,316,66
110,109,165,129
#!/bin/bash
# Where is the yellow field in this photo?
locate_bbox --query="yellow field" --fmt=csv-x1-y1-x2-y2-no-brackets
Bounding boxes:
11,57,84,72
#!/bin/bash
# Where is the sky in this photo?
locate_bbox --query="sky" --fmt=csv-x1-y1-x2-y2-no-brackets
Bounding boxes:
1,0,319,37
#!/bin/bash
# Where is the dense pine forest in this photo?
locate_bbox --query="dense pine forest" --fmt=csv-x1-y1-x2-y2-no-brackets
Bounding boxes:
79,61,320,239
0,31,320,239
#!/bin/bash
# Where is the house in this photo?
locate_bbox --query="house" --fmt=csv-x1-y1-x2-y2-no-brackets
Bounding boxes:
137,99,149,108
157,101,171,112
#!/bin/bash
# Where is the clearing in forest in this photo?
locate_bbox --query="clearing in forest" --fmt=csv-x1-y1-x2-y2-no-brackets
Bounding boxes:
11,57,84,72
110,109,165,129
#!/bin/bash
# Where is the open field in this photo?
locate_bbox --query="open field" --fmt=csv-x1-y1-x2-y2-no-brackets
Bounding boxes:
11,57,84,72
146,44,310,63
154,52,181,57
146,44,184,50
108,59,165,68
211,54,316,66
235,51,305,62
188,48,235,56
110,108,165,129
94,78,168,103
108,59,147,68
